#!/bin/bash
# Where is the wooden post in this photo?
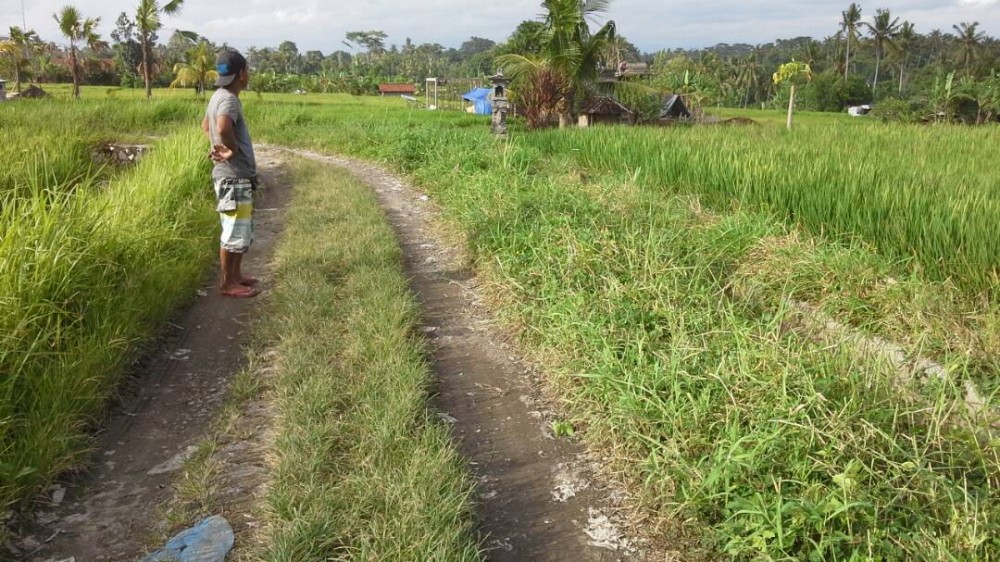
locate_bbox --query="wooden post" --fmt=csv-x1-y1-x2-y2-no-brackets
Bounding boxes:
786,84,796,130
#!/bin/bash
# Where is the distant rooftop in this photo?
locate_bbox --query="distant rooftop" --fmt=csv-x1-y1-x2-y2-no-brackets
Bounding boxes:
378,83,416,94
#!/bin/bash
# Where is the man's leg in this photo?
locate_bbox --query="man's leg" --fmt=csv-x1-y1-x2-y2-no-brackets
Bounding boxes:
231,251,245,284
220,247,238,290
220,248,257,296
217,179,258,297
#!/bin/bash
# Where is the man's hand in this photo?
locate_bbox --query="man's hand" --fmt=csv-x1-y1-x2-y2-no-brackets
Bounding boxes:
209,144,235,162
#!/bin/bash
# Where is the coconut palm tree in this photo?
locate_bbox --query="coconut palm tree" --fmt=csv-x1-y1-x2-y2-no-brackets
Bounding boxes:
927,29,945,65
52,6,102,99
894,21,916,96
169,40,217,95
952,21,985,77
735,50,761,108
862,8,900,98
498,0,617,127
796,39,822,68
840,3,862,79
136,0,184,100
2,26,40,92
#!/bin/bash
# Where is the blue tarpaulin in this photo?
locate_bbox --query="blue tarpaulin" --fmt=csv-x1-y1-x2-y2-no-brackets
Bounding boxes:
462,87,492,115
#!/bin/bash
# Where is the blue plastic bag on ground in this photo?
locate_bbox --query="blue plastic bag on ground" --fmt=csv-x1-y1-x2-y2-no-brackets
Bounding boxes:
140,515,234,562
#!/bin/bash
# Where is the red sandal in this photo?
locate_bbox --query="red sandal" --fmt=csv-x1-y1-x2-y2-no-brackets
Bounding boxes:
220,285,260,298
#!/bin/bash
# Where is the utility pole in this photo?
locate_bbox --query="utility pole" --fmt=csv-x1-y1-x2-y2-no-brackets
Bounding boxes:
20,0,29,92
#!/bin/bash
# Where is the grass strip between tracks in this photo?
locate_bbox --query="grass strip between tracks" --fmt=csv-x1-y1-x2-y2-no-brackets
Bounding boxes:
258,158,480,561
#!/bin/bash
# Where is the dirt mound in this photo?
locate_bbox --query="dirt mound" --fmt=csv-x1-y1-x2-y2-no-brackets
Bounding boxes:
10,85,49,99
720,116,759,126
94,143,150,166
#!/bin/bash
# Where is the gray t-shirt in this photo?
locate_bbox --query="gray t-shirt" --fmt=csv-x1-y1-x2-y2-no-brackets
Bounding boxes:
205,88,256,180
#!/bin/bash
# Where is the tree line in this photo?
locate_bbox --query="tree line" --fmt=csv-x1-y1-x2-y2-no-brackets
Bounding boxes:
1,1,997,121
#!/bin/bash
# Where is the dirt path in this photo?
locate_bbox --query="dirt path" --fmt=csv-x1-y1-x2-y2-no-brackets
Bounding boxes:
24,147,649,562
271,147,647,562
24,153,291,562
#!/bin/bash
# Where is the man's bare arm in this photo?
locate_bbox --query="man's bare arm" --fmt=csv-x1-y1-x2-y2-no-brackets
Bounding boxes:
216,115,239,154
210,115,239,162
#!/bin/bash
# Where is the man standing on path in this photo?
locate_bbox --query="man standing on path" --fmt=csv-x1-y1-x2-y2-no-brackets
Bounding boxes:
202,49,259,298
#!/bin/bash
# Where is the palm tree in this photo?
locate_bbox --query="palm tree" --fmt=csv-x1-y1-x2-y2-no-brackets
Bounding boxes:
136,0,184,100
840,3,862,79
2,27,40,92
499,0,617,127
169,40,217,95
796,39,822,68
952,21,985,77
52,6,102,99
894,21,916,96
862,8,900,98
735,50,761,108
927,29,945,65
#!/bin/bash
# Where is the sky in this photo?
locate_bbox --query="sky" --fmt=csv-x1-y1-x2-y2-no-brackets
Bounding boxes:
4,0,999,55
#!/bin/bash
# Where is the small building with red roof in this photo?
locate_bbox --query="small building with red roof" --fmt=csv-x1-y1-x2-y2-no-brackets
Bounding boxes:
378,83,416,97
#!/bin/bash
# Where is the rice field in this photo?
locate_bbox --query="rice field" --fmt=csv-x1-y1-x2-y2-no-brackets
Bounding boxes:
2,92,998,560
254,101,999,559
557,120,1000,296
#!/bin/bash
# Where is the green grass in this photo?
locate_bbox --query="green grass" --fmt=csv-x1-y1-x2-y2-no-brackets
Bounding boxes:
0,98,215,513
248,97,1000,295
559,122,1000,296
473,193,998,560
238,97,999,560
259,159,479,561
5,91,999,559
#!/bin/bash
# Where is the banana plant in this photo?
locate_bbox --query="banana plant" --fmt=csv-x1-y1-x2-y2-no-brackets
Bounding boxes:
773,61,812,130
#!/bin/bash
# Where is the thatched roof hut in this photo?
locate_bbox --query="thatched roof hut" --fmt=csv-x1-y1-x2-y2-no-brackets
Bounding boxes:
578,96,635,127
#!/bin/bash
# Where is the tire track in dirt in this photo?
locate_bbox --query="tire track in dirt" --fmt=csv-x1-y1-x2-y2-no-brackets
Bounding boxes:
270,146,649,562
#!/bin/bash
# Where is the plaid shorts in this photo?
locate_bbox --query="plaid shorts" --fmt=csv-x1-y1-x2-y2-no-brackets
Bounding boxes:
214,177,254,253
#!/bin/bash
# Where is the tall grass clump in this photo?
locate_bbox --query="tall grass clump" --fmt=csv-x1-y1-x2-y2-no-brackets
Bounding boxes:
0,126,215,511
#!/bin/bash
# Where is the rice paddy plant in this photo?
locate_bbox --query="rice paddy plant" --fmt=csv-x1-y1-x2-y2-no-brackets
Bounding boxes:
548,122,999,296
248,99,997,299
